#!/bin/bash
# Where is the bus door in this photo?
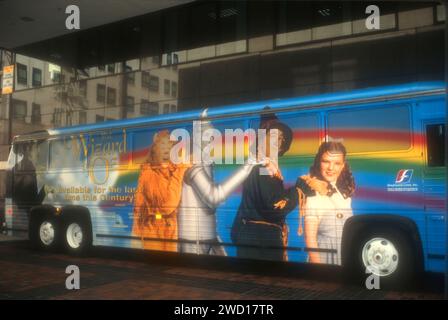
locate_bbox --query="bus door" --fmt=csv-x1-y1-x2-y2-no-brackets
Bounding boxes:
423,121,446,262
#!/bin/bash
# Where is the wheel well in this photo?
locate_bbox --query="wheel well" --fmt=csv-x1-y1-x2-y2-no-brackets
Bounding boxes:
29,205,58,227
29,205,92,232
341,214,424,273
60,205,92,227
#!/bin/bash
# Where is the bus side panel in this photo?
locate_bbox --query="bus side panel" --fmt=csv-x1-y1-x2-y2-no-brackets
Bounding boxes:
27,91,445,274
41,130,136,249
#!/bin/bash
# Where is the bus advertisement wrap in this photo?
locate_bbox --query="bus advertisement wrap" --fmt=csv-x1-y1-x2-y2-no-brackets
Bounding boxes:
5,82,446,282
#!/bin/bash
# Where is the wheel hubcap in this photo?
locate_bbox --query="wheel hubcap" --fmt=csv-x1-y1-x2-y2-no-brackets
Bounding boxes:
362,237,399,277
39,221,55,246
66,223,83,249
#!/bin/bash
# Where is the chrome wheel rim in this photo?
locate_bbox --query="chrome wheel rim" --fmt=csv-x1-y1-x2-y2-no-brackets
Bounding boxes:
66,223,83,249
362,237,399,277
39,221,55,246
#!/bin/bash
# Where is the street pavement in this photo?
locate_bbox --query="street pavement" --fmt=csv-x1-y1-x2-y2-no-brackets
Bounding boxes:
0,239,444,300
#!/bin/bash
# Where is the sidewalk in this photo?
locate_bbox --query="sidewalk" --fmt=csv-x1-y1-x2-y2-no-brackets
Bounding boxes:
0,233,25,241
0,240,443,300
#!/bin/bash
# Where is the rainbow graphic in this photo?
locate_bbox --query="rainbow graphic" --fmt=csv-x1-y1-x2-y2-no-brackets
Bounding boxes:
40,82,445,272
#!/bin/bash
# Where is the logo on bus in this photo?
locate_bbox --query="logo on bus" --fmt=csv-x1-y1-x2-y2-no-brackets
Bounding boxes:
395,169,413,184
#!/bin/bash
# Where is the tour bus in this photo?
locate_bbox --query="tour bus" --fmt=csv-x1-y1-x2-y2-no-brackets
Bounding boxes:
4,81,446,285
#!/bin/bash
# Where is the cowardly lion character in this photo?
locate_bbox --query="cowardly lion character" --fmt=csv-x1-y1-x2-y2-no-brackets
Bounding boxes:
132,130,190,252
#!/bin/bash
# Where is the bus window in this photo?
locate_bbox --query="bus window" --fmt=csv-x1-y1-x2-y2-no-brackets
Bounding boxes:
132,126,189,165
250,111,321,157
279,113,320,157
49,138,83,170
88,130,128,168
327,105,411,153
13,141,47,173
30,140,48,173
426,123,445,167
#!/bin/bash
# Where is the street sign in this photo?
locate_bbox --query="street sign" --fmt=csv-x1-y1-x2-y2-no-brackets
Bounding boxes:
2,65,14,94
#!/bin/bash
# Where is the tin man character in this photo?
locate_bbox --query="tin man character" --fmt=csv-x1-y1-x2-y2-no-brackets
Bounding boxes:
178,110,258,255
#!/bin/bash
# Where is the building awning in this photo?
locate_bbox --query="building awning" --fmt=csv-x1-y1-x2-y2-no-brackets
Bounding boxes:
0,0,195,68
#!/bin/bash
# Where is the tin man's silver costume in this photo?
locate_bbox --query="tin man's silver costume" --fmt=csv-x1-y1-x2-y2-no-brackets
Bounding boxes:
178,110,256,255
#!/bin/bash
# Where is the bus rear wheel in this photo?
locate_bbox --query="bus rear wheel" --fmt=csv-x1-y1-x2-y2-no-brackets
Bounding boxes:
30,214,60,251
62,216,92,255
350,227,416,289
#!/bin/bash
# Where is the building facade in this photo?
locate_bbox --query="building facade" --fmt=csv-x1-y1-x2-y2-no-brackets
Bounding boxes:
0,1,445,166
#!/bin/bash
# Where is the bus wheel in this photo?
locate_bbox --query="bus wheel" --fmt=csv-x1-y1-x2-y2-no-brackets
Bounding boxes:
351,227,415,289
30,215,60,251
62,217,92,255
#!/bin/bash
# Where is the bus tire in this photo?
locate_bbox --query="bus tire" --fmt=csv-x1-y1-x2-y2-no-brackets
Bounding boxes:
62,215,92,255
30,213,61,252
349,226,416,289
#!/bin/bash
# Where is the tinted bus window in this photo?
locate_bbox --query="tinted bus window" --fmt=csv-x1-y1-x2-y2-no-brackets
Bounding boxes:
327,105,411,153
30,140,48,173
280,113,320,156
14,141,47,173
250,112,321,157
132,126,189,165
426,123,445,167
49,138,82,170
88,131,128,168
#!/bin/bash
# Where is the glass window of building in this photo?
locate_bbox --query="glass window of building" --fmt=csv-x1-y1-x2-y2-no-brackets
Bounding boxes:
126,96,135,113
96,114,105,122
107,64,115,73
164,79,171,95
97,84,106,103
141,100,158,115
163,104,170,114
170,105,176,113
52,71,61,83
79,80,87,97
65,111,73,126
32,68,42,87
125,66,135,85
13,100,27,121
190,2,218,48
79,111,87,124
149,75,159,92
218,1,247,44
171,81,177,98
107,87,116,106
141,99,149,115
125,59,140,71
31,103,41,124
437,4,446,22
152,55,160,66
141,71,150,89
48,64,62,84
17,63,27,85
52,108,62,126
162,5,189,58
